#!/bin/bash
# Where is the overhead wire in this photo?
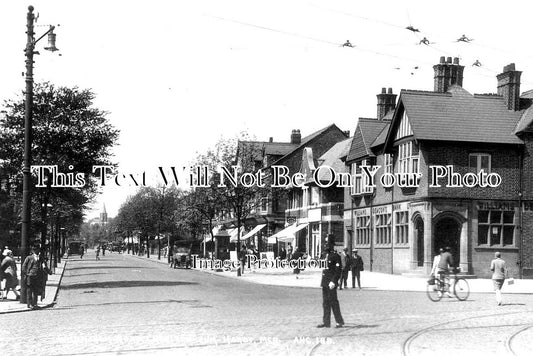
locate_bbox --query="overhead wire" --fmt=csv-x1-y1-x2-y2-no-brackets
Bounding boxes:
205,5,533,87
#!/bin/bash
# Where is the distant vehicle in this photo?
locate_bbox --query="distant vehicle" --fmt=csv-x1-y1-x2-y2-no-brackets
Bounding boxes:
68,241,84,255
173,246,192,268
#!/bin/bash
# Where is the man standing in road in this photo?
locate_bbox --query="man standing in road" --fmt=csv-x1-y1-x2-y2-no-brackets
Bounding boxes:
490,251,507,306
351,249,364,289
317,241,344,328
338,248,351,290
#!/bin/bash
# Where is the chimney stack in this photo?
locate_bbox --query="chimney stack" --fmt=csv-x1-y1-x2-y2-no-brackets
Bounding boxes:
497,63,522,111
433,56,464,93
376,87,397,120
343,130,350,137
290,129,301,144
269,137,273,142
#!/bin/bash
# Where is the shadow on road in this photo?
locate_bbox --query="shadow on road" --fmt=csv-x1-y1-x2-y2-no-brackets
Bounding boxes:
344,324,380,329
54,299,208,309
61,280,198,290
66,273,109,277
67,266,156,271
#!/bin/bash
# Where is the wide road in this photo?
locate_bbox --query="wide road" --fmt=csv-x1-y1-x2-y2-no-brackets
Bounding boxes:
3,251,533,356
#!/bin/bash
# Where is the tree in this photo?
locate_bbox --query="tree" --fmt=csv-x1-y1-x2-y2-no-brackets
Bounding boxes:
114,185,184,257
0,82,119,252
191,132,268,272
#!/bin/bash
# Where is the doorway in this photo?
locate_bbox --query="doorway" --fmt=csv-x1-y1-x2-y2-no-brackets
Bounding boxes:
415,217,424,267
434,217,461,264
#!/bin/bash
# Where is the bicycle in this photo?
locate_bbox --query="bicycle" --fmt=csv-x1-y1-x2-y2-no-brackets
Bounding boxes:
426,267,470,302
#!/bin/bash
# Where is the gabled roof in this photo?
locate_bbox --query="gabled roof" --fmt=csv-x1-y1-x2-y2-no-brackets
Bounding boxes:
370,123,390,149
271,124,346,167
238,141,297,161
316,137,353,181
384,85,524,147
346,118,390,162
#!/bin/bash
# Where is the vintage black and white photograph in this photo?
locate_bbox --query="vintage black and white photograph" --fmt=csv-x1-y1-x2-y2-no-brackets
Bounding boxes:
2,1,533,355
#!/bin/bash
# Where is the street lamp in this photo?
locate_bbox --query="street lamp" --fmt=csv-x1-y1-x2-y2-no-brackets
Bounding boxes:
20,5,59,304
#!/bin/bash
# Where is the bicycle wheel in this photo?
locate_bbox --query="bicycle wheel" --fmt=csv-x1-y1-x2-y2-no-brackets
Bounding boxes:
454,278,470,301
426,278,443,302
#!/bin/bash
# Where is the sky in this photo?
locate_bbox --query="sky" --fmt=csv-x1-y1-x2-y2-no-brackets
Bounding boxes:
1,0,533,220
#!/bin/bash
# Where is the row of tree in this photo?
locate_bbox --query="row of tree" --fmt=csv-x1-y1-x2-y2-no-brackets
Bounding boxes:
0,82,119,257
110,132,272,258
0,81,274,261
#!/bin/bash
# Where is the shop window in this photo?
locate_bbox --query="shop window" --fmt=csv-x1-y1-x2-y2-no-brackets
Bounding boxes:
375,212,392,245
356,215,371,245
478,209,515,247
395,211,409,244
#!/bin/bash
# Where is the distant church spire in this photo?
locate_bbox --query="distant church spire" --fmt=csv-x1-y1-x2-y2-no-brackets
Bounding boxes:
100,203,108,224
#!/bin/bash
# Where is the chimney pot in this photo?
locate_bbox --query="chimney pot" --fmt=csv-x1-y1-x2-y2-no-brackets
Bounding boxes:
434,56,465,93
343,130,350,137
504,63,516,72
497,63,521,111
269,137,273,142
376,88,397,120
290,129,301,144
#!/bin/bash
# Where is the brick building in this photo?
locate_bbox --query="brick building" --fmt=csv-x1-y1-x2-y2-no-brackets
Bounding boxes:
344,57,533,278
223,125,348,255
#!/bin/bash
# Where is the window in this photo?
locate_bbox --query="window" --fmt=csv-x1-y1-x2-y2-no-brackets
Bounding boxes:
375,212,392,245
398,141,419,174
356,215,371,245
478,209,515,246
384,154,393,175
395,211,409,244
311,187,319,205
469,153,491,174
352,160,374,195
260,197,268,213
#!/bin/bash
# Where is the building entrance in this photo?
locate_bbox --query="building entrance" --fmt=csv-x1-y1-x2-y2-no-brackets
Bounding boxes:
415,217,424,267
434,217,461,265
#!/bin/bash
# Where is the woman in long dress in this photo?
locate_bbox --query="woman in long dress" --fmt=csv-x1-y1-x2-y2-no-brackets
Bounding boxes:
1,250,20,300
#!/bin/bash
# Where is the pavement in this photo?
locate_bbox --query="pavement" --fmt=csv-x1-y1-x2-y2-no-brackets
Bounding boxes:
127,252,533,294
3,251,533,314
0,258,66,314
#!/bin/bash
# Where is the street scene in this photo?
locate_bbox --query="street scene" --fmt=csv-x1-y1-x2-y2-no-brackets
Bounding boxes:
2,1,533,355
2,251,533,356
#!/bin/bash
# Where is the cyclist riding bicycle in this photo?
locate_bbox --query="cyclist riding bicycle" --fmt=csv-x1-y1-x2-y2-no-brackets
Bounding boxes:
436,247,454,297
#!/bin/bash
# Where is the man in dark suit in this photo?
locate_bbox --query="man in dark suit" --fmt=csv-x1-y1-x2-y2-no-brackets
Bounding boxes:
351,249,364,289
22,244,42,309
317,242,345,328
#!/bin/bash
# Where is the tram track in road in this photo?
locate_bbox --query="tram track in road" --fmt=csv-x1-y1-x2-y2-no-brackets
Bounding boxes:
402,310,533,356
505,324,533,356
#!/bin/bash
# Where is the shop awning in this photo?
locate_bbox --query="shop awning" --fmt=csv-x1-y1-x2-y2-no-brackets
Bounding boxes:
241,224,266,240
229,228,244,243
269,223,308,243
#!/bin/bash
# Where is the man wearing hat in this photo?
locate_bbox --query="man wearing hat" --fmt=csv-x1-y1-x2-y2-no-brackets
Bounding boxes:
338,248,352,290
351,249,364,289
317,237,344,328
22,244,43,309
